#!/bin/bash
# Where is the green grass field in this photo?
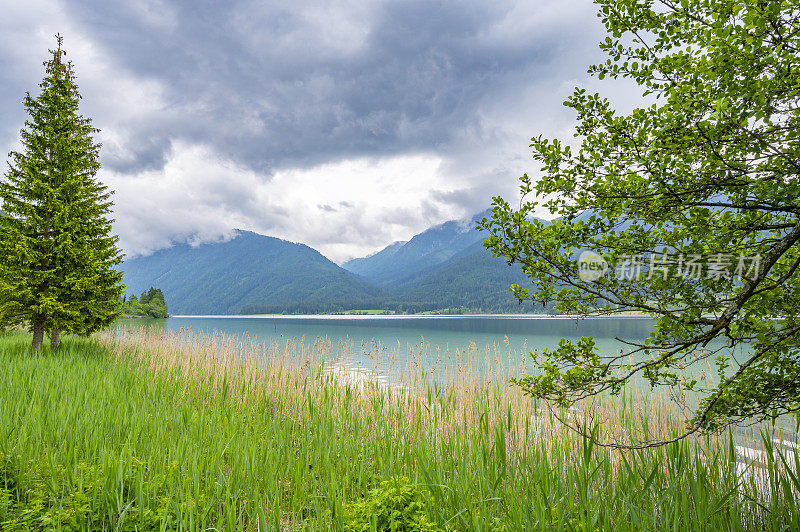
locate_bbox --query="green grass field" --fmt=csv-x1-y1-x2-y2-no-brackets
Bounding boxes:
0,328,797,530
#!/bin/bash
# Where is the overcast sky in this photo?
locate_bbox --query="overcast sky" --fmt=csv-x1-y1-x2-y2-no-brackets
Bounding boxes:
1,0,619,263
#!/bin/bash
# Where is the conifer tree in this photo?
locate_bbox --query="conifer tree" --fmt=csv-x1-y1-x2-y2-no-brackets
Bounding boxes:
0,35,124,355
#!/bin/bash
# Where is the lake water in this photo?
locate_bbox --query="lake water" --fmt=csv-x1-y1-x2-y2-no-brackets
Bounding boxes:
113,314,796,449
118,314,666,378
166,314,657,350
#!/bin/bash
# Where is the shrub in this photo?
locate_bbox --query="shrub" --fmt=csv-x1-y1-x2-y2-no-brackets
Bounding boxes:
343,477,442,532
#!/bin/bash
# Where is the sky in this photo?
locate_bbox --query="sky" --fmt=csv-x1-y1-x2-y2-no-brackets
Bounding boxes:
1,0,619,263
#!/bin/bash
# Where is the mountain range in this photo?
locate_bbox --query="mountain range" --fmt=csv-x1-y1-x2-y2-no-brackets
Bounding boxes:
121,210,537,315
342,210,491,285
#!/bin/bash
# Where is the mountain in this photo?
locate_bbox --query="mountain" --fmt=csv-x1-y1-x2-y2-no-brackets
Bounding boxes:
341,240,407,280
388,241,538,313
341,209,491,286
121,230,385,315
121,209,547,315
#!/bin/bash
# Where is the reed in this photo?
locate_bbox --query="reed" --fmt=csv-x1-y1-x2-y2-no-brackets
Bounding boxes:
0,326,796,530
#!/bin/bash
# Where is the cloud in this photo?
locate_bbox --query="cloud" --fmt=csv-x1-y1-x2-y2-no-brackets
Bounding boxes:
55,0,587,173
105,142,468,262
1,0,632,262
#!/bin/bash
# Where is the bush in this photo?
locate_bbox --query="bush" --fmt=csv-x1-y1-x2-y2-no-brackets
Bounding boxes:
343,477,442,532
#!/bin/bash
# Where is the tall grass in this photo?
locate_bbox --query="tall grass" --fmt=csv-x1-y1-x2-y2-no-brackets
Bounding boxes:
0,327,797,530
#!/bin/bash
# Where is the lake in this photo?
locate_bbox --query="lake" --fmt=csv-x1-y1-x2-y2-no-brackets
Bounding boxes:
112,314,794,446
117,314,667,379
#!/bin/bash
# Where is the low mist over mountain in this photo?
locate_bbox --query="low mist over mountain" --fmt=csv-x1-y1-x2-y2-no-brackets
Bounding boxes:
121,211,539,315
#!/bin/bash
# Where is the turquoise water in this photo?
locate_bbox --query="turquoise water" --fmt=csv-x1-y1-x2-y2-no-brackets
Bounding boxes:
133,314,658,349
117,314,662,376
113,314,794,448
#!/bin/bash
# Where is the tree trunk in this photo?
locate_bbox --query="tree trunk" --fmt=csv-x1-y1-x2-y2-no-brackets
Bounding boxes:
32,317,45,357
50,329,61,350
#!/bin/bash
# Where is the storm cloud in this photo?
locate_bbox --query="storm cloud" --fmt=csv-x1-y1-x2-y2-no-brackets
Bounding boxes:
1,0,612,262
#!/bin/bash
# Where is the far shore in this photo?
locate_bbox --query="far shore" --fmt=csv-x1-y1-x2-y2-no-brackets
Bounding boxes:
159,313,656,319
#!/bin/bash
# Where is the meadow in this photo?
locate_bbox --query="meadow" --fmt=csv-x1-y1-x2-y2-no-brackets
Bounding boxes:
0,327,797,531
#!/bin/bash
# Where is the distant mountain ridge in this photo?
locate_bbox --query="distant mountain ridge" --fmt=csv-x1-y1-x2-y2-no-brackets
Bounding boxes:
341,240,407,282
122,230,384,315
342,209,491,286
121,210,541,315
389,240,534,313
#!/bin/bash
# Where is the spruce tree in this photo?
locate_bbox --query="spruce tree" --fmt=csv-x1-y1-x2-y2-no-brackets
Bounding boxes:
0,35,124,355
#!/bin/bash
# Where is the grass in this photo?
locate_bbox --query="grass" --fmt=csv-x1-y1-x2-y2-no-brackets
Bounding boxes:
0,327,797,530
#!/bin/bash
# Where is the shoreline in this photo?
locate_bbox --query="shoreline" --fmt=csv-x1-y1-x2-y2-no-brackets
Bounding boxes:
165,313,656,320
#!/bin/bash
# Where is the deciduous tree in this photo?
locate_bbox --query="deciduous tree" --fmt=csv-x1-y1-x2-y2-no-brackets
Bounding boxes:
480,0,800,446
